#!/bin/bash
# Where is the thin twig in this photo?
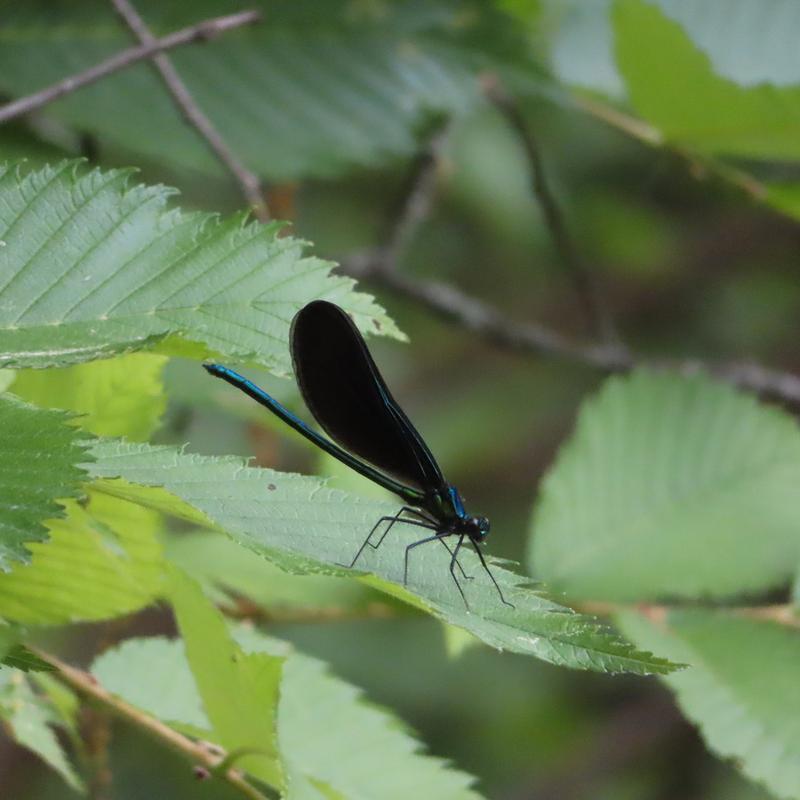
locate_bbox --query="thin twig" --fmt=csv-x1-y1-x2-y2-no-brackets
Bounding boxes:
485,79,623,347
577,601,800,630
344,248,800,403
110,0,269,222
342,108,800,407
33,648,271,800
0,10,261,125
377,119,451,269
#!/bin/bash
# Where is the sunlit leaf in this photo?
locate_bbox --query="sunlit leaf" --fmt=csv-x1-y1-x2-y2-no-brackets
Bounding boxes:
0,161,401,370
93,629,485,799
169,569,285,790
88,439,677,674
0,493,164,624
614,0,800,159
13,352,168,440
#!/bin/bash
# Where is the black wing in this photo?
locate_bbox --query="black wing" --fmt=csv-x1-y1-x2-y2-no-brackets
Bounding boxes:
291,300,446,493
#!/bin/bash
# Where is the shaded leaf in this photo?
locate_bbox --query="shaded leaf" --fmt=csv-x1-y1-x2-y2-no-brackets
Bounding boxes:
0,394,91,570
0,669,83,792
2,646,54,673
530,370,800,601
0,1,539,180
619,608,800,800
165,529,380,612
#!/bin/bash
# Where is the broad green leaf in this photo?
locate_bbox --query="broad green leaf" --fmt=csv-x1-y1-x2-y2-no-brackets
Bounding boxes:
0,394,91,570
614,0,800,159
0,669,83,792
530,370,800,601
647,0,800,87
88,439,677,674
169,569,284,790
13,352,167,440
546,0,624,97
91,635,209,731
165,529,381,612
0,493,164,624
619,609,800,800
0,161,401,370
0,1,538,181
236,625,483,800
93,632,484,800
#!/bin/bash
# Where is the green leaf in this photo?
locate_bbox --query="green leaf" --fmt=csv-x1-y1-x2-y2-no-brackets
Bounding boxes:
165,529,381,612
646,0,800,87
0,492,164,624
0,1,538,180
530,370,800,601
88,439,677,675
619,609,800,800
614,0,800,159
0,669,83,792
169,569,285,790
546,0,624,97
2,645,54,673
93,631,484,800
13,352,167,440
0,394,91,571
0,160,401,370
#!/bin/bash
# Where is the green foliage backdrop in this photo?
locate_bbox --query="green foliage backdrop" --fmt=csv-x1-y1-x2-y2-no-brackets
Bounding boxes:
1,2,799,799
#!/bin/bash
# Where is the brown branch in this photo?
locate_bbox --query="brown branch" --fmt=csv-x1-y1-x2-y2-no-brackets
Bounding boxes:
33,648,271,800
0,10,261,126
485,79,623,347
110,0,269,223
342,113,800,407
344,249,800,403
377,119,451,269
577,600,800,630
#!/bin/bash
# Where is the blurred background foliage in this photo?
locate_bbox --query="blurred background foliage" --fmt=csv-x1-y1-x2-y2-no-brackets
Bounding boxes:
1,0,799,798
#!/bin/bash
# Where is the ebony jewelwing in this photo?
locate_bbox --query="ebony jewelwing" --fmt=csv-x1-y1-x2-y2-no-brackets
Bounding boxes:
203,300,512,609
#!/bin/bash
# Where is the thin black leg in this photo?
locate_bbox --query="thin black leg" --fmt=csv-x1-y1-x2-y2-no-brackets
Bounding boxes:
375,508,471,579
342,508,471,581
403,533,444,586
438,538,473,581
371,506,434,549
344,511,433,569
448,534,469,610
470,539,514,608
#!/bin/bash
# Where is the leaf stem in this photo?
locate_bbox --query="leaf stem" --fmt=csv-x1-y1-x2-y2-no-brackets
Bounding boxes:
30,647,272,800
0,10,261,125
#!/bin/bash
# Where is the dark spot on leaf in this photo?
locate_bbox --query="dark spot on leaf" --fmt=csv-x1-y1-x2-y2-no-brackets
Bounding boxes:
193,766,211,781
373,318,382,330
268,483,277,491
